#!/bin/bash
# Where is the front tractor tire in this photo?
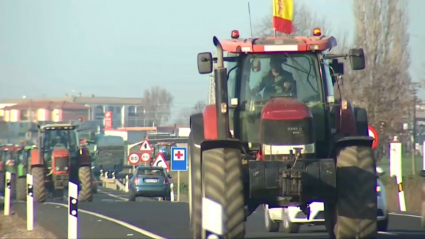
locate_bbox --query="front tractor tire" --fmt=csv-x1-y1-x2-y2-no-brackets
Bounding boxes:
32,167,47,203
188,134,202,239
201,147,245,239
326,145,377,239
78,166,93,202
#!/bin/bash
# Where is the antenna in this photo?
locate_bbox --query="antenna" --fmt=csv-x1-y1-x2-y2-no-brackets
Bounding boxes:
248,2,253,38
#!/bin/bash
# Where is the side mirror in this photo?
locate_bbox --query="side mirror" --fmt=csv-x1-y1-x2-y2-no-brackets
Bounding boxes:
376,167,385,177
197,52,213,74
348,48,365,70
167,174,172,179
420,170,425,177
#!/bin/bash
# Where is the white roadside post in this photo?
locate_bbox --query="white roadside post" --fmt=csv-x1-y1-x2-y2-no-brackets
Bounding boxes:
125,175,129,193
27,174,34,231
68,181,79,239
170,183,175,201
4,171,11,216
390,136,406,211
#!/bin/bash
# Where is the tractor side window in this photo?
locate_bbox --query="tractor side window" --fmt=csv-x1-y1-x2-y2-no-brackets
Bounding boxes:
321,59,336,99
226,53,238,102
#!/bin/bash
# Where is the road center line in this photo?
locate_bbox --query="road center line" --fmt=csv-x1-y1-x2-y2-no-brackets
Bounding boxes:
45,202,167,239
389,212,422,219
98,189,128,201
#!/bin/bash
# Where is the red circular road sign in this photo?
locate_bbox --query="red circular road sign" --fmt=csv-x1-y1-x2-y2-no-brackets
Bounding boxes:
368,125,379,149
127,152,141,166
140,152,152,163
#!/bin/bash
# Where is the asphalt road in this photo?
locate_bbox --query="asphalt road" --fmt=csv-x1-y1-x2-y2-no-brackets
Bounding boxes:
5,187,425,239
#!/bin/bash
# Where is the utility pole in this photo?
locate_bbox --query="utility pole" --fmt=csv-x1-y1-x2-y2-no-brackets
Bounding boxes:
412,92,417,176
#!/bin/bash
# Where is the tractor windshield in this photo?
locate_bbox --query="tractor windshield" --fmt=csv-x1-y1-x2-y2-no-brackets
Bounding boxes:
43,129,78,152
243,53,322,105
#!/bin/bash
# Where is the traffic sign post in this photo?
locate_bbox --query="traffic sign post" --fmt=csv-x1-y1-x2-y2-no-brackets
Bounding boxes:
171,147,188,202
141,152,151,166
139,139,153,152
368,125,379,149
152,153,170,170
128,152,141,174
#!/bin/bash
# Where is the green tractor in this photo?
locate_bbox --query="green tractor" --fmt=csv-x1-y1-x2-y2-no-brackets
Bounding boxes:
0,143,33,199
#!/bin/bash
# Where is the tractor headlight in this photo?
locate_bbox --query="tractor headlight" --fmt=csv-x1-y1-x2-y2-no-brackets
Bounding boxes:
55,167,60,171
64,166,68,170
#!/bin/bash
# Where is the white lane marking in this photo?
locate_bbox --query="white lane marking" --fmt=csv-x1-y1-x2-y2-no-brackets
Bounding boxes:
45,202,167,239
389,212,421,218
378,231,397,235
98,189,128,201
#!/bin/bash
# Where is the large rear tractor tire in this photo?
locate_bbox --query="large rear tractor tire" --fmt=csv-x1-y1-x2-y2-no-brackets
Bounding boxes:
78,166,93,202
188,134,202,239
16,176,27,201
326,146,377,239
32,167,47,203
202,147,245,239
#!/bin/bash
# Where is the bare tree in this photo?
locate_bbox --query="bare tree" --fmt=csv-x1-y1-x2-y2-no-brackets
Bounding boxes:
142,86,174,126
344,0,411,149
174,100,206,126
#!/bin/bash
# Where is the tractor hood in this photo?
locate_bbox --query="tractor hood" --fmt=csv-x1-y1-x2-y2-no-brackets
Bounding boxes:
261,97,312,120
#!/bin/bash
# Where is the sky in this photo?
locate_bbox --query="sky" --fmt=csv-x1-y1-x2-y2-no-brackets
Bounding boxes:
0,0,424,118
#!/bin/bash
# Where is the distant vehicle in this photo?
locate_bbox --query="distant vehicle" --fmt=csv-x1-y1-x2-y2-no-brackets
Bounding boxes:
151,142,176,164
264,167,389,233
128,166,172,201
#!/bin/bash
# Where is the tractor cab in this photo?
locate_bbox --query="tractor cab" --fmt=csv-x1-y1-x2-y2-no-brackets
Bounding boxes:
197,28,366,159
153,142,176,161
0,144,24,173
37,124,80,174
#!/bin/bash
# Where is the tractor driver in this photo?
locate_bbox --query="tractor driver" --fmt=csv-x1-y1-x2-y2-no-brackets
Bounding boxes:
251,57,297,99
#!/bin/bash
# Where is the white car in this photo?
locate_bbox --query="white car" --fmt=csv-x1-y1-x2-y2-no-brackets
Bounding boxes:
264,167,389,233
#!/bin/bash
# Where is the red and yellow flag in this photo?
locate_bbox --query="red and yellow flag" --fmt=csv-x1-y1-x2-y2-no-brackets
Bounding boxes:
273,0,294,34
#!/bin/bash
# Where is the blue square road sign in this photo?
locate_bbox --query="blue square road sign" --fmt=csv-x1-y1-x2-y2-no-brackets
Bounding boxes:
171,147,187,171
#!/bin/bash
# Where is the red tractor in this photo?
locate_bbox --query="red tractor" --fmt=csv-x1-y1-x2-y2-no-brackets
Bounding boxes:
30,124,93,202
189,29,376,239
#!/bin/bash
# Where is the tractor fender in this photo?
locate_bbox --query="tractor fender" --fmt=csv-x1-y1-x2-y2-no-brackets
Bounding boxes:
335,136,374,149
200,105,233,141
190,113,205,146
30,148,43,166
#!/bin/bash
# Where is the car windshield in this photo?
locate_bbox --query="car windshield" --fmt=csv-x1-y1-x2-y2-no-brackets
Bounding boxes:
243,53,322,105
137,168,164,176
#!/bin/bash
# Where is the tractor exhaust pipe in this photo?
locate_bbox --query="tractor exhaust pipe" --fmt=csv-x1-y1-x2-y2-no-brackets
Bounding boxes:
213,36,224,69
212,36,229,139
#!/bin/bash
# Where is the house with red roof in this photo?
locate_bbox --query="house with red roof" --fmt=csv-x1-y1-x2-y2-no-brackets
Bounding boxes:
2,101,89,122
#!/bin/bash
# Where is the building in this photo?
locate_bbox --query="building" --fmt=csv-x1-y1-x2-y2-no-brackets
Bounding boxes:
0,95,147,128
2,101,90,122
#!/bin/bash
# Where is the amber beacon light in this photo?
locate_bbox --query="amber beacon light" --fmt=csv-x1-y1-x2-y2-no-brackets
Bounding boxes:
231,30,240,39
313,28,322,36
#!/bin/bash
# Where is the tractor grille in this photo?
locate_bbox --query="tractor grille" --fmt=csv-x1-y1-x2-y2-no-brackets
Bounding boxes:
261,118,314,145
55,157,69,171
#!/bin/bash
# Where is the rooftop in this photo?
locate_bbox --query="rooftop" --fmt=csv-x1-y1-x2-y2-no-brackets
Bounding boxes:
3,101,89,110
0,96,144,105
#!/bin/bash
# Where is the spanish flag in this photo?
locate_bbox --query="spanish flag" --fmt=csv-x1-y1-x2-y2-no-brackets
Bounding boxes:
273,0,294,34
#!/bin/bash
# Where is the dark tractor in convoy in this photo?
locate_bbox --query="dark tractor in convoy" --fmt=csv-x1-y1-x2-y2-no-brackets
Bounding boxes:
189,29,376,239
